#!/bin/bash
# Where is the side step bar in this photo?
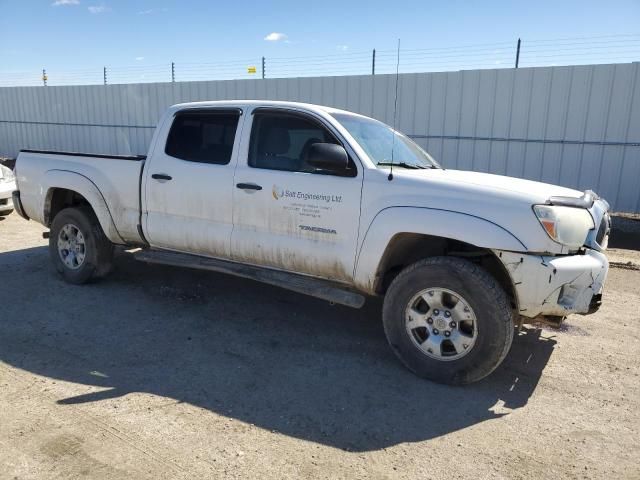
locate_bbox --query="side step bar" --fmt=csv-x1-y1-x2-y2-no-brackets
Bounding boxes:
134,249,366,309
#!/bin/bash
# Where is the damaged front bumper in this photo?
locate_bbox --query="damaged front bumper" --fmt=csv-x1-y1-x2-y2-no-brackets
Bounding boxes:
495,249,609,318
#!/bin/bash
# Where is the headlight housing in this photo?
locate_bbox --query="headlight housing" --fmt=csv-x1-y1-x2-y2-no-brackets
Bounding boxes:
0,165,15,184
533,205,595,249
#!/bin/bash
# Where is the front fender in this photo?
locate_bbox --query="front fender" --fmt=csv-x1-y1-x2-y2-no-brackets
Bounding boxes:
43,170,124,244
353,207,526,293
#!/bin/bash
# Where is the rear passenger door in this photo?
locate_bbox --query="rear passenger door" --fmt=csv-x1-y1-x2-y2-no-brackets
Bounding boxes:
144,108,244,258
231,108,363,282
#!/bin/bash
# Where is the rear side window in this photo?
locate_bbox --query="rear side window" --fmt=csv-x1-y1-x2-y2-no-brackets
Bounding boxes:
165,111,240,164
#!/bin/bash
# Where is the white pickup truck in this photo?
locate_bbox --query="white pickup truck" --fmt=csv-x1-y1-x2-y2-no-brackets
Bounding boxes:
13,100,611,384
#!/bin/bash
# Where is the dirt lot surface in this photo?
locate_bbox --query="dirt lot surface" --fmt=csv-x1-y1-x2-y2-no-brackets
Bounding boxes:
1,213,639,479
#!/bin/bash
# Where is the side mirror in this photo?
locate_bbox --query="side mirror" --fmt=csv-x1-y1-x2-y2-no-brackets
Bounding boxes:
307,143,348,172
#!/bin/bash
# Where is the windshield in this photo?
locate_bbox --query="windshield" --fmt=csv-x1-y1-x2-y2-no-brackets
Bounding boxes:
331,113,440,169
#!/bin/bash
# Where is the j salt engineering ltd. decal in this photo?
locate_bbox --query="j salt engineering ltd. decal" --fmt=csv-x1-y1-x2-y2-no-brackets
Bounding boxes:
273,184,341,235
272,185,342,204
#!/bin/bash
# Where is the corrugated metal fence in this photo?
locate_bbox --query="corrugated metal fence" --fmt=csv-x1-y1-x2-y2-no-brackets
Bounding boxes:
1,62,639,212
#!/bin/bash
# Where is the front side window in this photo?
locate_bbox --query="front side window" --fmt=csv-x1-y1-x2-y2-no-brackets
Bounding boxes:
248,112,356,176
165,111,240,164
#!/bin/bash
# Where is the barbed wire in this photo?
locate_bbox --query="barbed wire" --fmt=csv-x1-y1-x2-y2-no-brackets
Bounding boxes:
0,33,638,87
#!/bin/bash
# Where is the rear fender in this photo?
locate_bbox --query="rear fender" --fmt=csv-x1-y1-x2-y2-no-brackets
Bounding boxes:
43,170,123,244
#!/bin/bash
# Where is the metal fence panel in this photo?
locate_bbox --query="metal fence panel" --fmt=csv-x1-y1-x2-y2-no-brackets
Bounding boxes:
1,63,639,212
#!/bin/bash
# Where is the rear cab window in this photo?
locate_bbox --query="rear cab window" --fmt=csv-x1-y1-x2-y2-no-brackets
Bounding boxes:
165,110,241,165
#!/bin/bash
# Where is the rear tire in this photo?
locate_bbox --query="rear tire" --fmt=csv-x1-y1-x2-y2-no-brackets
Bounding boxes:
382,256,514,385
49,207,114,284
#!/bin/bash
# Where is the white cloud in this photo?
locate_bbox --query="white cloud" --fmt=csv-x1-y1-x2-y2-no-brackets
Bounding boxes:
135,56,144,61
138,7,168,14
264,32,288,42
88,5,109,13
52,0,79,5
336,45,349,51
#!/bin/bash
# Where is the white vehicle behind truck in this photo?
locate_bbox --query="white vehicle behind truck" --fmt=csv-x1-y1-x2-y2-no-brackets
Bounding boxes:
0,163,16,216
12,101,611,384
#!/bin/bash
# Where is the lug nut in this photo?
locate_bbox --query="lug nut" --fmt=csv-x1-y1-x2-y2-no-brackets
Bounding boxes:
427,317,433,324
449,321,456,328
444,331,451,337
444,311,451,317
433,309,439,315
432,328,439,335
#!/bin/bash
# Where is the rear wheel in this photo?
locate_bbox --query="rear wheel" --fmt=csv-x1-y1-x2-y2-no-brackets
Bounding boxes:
49,207,114,284
382,256,514,385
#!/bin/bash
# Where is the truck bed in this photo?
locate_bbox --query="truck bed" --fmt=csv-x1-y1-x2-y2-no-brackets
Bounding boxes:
16,149,146,245
20,149,146,162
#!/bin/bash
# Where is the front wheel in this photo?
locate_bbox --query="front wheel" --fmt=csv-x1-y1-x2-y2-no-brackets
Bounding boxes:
49,207,114,284
382,257,514,385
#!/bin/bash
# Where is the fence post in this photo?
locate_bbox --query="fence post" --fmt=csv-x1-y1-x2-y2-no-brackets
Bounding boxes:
515,38,521,68
103,66,107,85
372,49,376,75
42,68,47,86
262,56,265,79
171,62,175,82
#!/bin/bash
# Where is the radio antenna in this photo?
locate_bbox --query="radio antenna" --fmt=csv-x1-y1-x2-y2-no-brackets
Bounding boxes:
388,38,400,181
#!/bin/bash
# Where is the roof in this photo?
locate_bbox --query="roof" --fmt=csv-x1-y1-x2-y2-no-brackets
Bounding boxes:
168,99,359,117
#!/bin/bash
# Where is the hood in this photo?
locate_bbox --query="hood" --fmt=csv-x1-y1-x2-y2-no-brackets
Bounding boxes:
433,169,582,202
385,168,584,209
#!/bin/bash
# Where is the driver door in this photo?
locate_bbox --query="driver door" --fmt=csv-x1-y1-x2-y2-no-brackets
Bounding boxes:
231,108,363,282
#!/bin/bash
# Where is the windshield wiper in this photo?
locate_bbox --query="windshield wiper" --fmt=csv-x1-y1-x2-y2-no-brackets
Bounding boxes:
377,161,428,170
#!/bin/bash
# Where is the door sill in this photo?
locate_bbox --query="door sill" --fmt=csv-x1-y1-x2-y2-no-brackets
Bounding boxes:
134,249,366,308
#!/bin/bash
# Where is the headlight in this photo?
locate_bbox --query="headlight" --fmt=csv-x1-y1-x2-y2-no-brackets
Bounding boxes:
0,165,15,183
533,205,595,249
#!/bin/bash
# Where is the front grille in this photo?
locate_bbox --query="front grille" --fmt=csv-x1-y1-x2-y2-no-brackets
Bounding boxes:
595,214,610,247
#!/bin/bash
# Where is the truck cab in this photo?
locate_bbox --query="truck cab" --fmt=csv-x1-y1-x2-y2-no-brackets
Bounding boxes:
144,103,364,283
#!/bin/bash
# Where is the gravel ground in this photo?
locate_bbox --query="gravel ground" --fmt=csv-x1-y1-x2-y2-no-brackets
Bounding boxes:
1,212,639,480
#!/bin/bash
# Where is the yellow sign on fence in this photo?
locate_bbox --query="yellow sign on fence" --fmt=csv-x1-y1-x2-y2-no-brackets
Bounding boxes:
247,66,257,74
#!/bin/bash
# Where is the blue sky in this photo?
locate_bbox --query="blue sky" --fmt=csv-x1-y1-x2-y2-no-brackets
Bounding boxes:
0,0,639,84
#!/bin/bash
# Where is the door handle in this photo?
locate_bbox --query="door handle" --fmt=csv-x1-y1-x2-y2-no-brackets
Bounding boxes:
236,183,262,191
152,173,172,181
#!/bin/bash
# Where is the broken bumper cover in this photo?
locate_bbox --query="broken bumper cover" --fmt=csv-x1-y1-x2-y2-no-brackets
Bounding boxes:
496,249,609,318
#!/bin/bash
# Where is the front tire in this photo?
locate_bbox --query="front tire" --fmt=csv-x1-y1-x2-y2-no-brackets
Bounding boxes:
49,207,114,284
382,257,514,385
